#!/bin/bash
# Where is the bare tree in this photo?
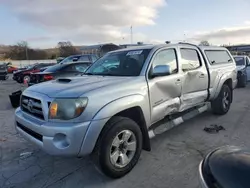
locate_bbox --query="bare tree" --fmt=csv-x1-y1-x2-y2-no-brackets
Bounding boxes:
199,40,210,46
57,41,80,57
4,41,49,60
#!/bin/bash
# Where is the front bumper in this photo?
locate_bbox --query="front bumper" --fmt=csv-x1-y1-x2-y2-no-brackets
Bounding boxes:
15,107,95,156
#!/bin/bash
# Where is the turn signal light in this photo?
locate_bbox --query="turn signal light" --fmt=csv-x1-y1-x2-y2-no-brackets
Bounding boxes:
49,102,58,118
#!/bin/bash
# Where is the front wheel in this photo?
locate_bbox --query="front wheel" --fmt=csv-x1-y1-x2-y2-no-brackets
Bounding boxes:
93,117,142,178
211,84,232,115
23,75,30,83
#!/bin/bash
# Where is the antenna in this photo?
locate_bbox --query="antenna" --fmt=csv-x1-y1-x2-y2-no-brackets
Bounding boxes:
130,26,133,44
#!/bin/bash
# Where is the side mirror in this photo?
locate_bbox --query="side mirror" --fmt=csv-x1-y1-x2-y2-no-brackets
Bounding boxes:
72,58,78,62
152,65,171,77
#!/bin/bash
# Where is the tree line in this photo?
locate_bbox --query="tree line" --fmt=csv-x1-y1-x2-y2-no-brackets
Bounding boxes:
3,41,81,60
3,40,212,60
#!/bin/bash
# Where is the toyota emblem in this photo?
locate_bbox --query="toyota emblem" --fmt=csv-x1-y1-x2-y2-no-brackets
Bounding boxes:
27,100,34,113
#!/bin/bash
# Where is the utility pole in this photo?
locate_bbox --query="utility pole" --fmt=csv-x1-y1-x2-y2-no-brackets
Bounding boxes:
130,26,133,44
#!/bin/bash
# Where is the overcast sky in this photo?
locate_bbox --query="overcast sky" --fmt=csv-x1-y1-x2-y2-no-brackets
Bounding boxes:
1,0,250,48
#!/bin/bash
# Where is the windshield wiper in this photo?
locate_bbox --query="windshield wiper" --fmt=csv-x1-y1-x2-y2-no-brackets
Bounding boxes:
96,73,120,76
82,72,94,76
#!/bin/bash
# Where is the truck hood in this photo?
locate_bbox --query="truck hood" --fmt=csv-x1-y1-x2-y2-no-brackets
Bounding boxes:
27,75,133,98
236,65,245,71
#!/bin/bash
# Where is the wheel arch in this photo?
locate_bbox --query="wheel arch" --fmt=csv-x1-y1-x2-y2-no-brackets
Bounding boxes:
79,95,151,156
213,74,233,102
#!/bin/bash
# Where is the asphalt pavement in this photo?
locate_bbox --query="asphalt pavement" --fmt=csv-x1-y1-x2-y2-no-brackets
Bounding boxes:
1,78,250,188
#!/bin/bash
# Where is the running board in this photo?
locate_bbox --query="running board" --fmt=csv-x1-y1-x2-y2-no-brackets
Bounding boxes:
148,104,208,139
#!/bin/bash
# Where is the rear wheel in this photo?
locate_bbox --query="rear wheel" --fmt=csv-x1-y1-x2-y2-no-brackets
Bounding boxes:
93,116,142,178
211,84,232,115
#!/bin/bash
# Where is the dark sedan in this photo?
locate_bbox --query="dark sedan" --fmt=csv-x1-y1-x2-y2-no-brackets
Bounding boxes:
13,63,55,83
28,62,92,86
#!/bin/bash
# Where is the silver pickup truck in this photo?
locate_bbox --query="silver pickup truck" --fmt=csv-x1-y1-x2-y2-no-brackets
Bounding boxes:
15,43,237,178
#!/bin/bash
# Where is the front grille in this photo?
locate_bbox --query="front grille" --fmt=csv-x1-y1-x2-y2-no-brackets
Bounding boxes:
16,122,43,141
21,95,44,120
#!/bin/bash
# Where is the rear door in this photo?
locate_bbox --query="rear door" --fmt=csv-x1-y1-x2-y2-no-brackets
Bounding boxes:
56,64,77,78
179,48,209,111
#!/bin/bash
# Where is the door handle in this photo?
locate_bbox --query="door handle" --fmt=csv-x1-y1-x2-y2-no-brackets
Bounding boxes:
175,79,181,85
199,74,205,78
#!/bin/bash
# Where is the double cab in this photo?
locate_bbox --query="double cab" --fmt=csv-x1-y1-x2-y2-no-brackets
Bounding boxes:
15,43,237,178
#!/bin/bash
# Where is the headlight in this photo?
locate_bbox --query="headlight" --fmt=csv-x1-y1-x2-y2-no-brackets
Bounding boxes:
49,98,88,120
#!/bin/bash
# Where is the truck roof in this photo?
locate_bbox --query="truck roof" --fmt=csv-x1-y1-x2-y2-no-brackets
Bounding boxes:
112,43,228,53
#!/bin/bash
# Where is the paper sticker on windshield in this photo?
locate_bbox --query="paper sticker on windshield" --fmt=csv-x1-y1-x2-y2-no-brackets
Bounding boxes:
126,50,143,56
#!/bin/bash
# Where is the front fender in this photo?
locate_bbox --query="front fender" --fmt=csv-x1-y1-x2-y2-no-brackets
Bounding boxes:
93,94,150,122
78,94,151,156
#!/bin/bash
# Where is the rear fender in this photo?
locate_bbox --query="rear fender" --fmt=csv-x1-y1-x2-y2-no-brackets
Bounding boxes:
212,73,233,100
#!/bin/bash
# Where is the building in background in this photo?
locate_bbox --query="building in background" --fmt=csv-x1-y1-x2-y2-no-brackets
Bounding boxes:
224,44,250,55
80,42,152,57
80,43,120,57
119,42,151,49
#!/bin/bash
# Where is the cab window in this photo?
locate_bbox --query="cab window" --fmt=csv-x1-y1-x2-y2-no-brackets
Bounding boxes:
180,48,202,71
151,49,178,75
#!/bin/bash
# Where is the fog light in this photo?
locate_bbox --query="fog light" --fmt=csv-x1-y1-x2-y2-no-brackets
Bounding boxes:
53,133,70,149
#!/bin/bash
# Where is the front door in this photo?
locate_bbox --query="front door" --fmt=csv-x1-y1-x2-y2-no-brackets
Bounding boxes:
179,48,209,111
147,48,183,124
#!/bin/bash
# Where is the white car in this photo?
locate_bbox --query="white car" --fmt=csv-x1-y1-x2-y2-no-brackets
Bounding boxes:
233,55,250,87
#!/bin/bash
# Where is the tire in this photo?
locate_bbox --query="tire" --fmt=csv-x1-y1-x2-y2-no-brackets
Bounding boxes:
238,75,247,88
211,84,232,115
92,116,143,179
23,75,30,83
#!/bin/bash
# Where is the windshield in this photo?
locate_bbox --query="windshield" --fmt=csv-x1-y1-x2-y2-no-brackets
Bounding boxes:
85,49,151,76
234,57,245,66
44,64,64,72
26,64,37,70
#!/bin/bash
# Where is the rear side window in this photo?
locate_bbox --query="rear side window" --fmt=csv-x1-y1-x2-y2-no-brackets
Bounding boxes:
78,55,90,62
91,55,98,62
180,48,202,71
74,63,91,72
205,50,233,65
44,64,64,72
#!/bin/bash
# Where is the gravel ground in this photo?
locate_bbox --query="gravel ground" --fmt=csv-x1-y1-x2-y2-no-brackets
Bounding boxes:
1,77,250,188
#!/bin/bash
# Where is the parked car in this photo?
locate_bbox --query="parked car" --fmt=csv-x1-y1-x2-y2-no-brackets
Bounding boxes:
56,57,65,63
13,65,33,74
199,146,250,188
59,54,98,64
233,55,250,87
13,63,56,83
28,62,92,86
15,43,237,178
0,63,8,80
7,65,18,73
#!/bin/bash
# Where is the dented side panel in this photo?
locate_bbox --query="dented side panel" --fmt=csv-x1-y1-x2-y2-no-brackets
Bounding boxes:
148,74,182,124
177,47,209,112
